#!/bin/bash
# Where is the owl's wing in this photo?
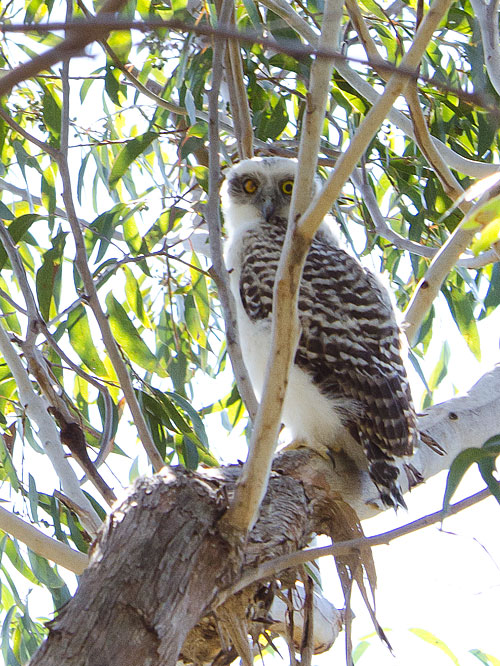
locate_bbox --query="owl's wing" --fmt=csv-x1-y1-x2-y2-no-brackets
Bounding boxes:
296,240,418,456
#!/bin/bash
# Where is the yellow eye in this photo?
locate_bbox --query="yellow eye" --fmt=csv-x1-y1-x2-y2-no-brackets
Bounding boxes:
243,178,258,194
281,179,294,195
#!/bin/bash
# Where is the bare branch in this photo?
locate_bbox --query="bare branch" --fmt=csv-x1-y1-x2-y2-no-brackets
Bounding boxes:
222,483,494,601
0,323,101,535
0,107,59,158
223,0,344,536
55,156,165,471
0,0,132,98
335,62,499,179
470,0,500,97
403,218,476,344
206,0,259,423
299,0,456,239
1,17,496,113
259,0,319,44
226,34,254,159
0,505,88,574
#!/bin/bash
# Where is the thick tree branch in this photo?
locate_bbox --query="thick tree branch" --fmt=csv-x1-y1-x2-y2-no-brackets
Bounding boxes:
0,506,88,575
30,358,500,662
224,0,343,536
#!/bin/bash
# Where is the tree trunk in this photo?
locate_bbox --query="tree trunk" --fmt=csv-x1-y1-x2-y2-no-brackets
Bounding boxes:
31,462,315,666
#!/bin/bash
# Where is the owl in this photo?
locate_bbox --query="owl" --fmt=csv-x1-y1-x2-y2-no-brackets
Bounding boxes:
221,156,420,509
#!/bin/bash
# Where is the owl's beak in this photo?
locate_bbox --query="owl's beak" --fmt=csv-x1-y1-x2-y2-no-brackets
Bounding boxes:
261,196,276,222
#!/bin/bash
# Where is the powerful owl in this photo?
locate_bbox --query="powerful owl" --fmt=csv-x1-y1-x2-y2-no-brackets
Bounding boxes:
221,156,420,508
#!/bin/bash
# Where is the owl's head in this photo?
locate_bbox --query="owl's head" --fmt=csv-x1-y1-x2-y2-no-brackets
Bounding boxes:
221,157,310,232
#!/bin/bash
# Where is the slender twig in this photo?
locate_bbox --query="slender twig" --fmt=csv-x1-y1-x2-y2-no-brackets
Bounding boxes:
226,21,254,159
405,85,469,208
0,17,497,113
298,0,455,240
0,0,132,98
0,505,88,574
0,221,116,505
218,484,494,604
56,156,165,471
335,61,499,179
206,0,259,424
0,107,59,158
264,0,500,181
0,178,83,221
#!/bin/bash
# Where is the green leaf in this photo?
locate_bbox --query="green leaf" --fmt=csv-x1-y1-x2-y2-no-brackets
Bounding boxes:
4,540,38,584
27,550,65,588
108,131,157,189
428,341,450,391
0,201,14,220
190,254,209,328
105,293,166,376
0,276,21,334
0,215,41,270
124,266,151,328
180,435,199,470
442,284,481,361
167,391,209,449
35,230,66,321
42,87,61,142
28,474,38,523
0,437,20,491
483,262,500,316
67,306,107,376
409,629,460,665
184,293,207,348
353,640,371,664
107,30,132,62
442,436,500,515
470,649,500,666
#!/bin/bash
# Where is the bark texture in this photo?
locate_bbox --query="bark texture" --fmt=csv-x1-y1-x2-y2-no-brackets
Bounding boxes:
31,460,318,666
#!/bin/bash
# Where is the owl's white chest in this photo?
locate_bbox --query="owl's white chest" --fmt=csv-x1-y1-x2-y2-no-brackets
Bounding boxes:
224,229,360,461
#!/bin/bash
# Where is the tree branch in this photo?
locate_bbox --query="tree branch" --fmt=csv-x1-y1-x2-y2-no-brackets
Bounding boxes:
0,0,132,98
470,0,500,97
0,323,101,536
0,506,88,574
222,483,495,601
207,0,259,423
223,0,344,535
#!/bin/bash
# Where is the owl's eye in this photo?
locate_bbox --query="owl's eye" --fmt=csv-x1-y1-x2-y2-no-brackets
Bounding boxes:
243,178,258,194
281,179,294,195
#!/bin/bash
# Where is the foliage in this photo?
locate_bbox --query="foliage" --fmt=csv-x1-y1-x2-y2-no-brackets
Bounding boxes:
0,0,498,661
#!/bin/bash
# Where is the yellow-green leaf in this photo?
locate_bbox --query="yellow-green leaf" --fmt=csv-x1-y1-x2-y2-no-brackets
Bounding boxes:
108,131,157,189
106,293,166,376
67,306,108,376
